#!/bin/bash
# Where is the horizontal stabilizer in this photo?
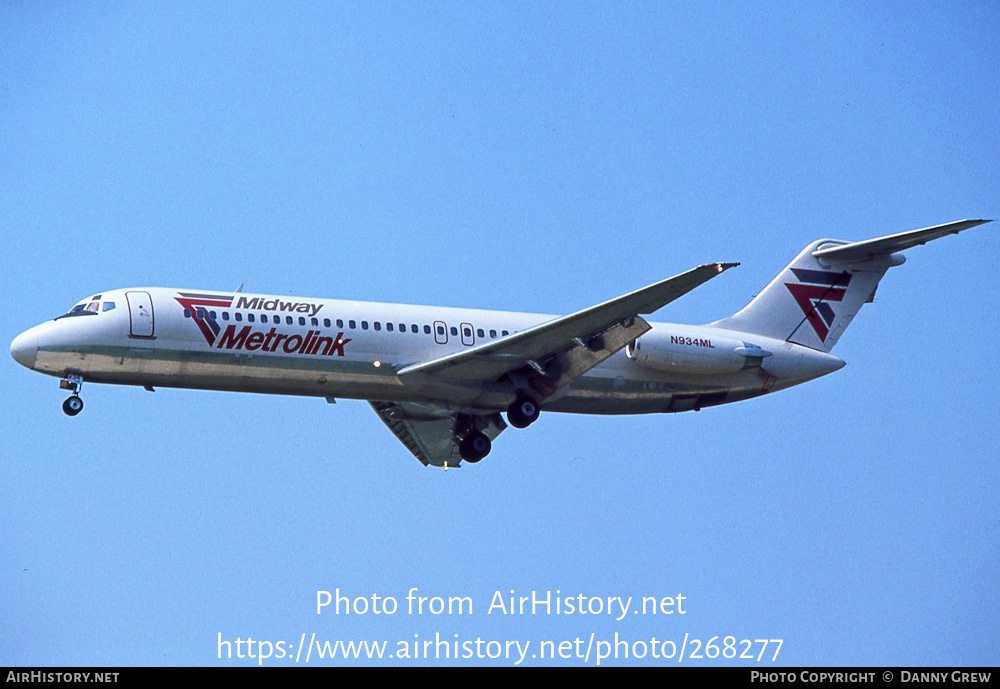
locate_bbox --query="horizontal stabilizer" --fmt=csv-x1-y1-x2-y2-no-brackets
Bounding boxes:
812,219,992,264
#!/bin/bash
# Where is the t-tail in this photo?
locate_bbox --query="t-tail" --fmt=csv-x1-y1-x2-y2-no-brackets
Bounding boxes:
711,219,992,352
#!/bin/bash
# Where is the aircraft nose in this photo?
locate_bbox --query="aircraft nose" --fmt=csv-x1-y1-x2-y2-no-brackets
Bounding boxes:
10,329,38,369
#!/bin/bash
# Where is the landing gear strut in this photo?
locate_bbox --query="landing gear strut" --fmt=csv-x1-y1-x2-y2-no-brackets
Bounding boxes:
506,395,540,429
60,374,84,417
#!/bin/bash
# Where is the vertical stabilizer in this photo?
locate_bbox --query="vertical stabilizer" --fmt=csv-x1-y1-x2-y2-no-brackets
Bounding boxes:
711,240,893,352
710,220,991,352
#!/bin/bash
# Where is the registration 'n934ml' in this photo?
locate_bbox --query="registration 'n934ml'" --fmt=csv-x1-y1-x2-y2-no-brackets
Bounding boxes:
670,335,715,348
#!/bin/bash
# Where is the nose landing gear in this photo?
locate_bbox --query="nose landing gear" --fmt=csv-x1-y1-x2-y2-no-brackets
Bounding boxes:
62,395,84,416
60,374,85,417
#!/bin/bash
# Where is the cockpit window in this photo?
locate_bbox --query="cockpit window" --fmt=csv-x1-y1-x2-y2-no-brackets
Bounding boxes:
56,299,108,319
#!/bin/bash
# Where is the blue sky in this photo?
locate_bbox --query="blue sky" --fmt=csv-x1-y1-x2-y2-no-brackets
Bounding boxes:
2,2,997,666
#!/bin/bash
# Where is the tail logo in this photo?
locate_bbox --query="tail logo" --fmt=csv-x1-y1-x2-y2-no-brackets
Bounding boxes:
785,269,852,342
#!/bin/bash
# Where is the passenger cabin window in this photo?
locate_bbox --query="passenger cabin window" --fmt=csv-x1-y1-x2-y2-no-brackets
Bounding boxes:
248,314,255,323
450,327,458,336
386,323,393,332
324,319,331,328
361,321,369,330
222,312,230,321
490,329,497,338
374,322,381,331
424,325,431,334
236,313,243,321
299,317,306,326
262,315,269,323
412,325,419,334
311,318,319,326
349,320,356,329
286,316,293,325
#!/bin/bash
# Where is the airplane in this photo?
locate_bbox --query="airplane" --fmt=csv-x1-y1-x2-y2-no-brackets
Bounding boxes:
9,219,991,468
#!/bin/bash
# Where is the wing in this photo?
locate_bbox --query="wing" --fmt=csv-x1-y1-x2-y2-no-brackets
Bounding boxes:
376,262,736,466
398,263,738,390
369,401,505,468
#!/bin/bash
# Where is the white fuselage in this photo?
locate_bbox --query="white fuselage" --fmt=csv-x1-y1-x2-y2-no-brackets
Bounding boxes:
11,287,845,415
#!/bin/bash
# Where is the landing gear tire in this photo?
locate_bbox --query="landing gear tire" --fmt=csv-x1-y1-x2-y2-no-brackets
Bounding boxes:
459,432,491,463
62,395,84,417
506,396,540,429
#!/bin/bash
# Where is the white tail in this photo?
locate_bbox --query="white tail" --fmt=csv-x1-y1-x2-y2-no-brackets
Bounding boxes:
710,220,991,352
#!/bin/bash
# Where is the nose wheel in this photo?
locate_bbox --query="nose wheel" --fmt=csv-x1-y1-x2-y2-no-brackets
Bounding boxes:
62,395,84,416
60,374,85,416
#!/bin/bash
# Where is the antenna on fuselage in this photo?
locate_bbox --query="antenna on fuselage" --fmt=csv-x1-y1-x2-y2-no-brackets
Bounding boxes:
234,283,244,293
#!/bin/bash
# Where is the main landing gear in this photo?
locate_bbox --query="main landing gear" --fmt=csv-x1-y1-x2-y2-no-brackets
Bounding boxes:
506,395,540,429
455,395,541,464
454,412,495,464
60,374,84,417
459,432,491,463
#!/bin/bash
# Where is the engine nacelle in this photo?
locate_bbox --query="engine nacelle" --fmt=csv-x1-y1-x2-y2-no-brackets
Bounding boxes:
626,328,768,376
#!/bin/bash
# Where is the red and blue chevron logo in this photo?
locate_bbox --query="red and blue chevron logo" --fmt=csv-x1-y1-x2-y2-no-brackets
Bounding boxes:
785,269,852,342
174,292,234,346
